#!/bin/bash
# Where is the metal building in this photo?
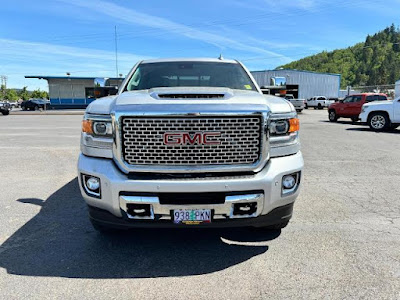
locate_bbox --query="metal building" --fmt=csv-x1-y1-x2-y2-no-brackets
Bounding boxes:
25,76,124,108
251,69,341,99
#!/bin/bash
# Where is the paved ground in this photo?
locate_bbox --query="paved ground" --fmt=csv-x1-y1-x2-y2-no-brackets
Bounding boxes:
0,110,399,299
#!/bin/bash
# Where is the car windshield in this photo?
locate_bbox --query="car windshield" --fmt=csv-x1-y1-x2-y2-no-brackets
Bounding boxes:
125,61,257,91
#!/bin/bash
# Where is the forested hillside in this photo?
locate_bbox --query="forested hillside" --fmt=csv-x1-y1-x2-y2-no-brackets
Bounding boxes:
279,25,400,88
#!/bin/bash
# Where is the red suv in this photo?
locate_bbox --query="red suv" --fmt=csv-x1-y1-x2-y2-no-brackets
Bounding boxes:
328,93,388,122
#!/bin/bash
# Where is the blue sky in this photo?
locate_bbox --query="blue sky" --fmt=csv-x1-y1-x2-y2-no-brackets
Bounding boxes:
1,0,399,90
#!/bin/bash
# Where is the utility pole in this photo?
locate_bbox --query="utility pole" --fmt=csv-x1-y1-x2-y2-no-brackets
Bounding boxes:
114,26,119,78
0,75,7,99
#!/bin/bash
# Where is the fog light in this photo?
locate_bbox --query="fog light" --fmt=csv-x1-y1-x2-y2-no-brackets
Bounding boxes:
281,172,300,196
86,177,100,191
81,174,101,198
282,175,296,189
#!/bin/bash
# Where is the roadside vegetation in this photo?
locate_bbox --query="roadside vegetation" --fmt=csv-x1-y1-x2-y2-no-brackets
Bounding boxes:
1,85,48,101
279,25,400,88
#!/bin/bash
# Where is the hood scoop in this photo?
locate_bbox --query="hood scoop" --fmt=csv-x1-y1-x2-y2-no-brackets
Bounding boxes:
157,93,225,99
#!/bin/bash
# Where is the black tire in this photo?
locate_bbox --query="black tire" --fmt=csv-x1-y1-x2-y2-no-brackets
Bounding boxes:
368,112,390,131
317,103,323,110
313,107,317,110
328,110,338,122
34,105,39,111
351,117,359,123
304,104,308,109
296,109,303,113
1,110,10,115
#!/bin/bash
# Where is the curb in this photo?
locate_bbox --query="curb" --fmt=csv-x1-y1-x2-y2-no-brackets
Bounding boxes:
10,110,85,116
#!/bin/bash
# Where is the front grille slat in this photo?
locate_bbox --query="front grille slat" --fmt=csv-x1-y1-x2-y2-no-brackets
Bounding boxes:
121,116,262,166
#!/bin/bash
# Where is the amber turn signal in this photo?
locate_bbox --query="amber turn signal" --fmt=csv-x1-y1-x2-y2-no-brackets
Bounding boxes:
289,118,300,133
82,119,93,134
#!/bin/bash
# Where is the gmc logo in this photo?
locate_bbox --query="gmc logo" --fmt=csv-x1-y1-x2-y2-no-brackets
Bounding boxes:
163,132,221,145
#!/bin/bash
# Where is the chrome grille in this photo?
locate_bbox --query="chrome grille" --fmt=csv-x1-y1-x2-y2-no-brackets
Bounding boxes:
121,116,262,166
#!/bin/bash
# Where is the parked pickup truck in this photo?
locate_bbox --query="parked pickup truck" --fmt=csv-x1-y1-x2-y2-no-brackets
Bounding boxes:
328,93,388,122
284,94,305,112
305,96,332,109
0,100,11,115
359,97,400,131
78,58,304,233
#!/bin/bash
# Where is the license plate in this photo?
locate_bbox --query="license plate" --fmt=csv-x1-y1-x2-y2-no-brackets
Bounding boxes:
173,209,212,224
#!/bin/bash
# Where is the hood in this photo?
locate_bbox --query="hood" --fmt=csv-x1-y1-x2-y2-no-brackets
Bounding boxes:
86,95,118,115
363,100,394,108
86,87,294,115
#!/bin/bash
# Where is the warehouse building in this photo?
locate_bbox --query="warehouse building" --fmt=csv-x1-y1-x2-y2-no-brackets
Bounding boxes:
251,69,341,99
25,76,124,108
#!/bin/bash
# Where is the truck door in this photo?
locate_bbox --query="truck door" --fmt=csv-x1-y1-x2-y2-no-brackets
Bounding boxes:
394,98,400,122
338,96,353,116
348,95,363,116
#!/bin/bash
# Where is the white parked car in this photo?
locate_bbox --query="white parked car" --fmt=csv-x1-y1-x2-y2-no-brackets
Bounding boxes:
359,97,400,131
305,96,332,109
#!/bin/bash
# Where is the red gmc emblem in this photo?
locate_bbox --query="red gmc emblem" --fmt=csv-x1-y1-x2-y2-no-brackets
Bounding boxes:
163,132,221,145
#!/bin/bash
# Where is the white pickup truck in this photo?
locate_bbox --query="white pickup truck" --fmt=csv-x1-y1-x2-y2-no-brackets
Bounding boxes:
359,97,400,131
284,94,305,112
305,96,333,109
78,58,304,232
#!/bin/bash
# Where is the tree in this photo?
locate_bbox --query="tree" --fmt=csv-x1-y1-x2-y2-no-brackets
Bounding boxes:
278,25,400,87
5,89,18,101
31,89,48,99
19,86,30,100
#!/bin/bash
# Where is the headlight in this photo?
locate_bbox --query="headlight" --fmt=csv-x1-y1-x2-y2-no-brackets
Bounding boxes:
269,118,299,135
82,115,112,137
269,113,300,157
81,114,113,159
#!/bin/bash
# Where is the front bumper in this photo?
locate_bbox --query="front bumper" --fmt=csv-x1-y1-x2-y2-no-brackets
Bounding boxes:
359,111,368,123
78,152,303,227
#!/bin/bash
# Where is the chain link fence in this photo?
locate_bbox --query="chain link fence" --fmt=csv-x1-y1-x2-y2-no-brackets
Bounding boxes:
351,84,396,99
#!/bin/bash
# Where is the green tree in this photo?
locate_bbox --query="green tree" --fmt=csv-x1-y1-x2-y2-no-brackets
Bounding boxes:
278,25,400,88
5,89,18,101
19,86,30,100
31,89,48,99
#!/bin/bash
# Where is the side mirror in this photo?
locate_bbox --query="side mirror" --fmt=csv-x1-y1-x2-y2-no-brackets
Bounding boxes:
94,77,109,87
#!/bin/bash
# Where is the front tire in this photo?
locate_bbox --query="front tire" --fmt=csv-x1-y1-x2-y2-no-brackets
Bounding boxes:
368,112,390,131
317,103,323,110
1,110,10,115
329,110,338,122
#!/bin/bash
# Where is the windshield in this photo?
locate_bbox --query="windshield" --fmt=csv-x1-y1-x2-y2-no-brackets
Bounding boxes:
125,62,257,91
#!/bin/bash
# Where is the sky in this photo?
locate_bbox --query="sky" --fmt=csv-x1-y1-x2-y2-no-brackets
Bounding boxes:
1,0,400,90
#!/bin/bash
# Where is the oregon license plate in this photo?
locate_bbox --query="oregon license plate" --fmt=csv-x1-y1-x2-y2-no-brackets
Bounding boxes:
173,209,212,224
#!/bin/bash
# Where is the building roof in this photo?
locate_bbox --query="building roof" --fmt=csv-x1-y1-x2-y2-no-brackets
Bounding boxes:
251,69,341,77
25,76,124,80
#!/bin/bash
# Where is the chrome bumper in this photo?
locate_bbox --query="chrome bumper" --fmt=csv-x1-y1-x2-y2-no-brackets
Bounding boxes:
78,151,303,220
120,193,264,221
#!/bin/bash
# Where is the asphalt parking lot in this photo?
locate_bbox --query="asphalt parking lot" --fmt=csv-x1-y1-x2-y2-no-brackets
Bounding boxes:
0,110,399,299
